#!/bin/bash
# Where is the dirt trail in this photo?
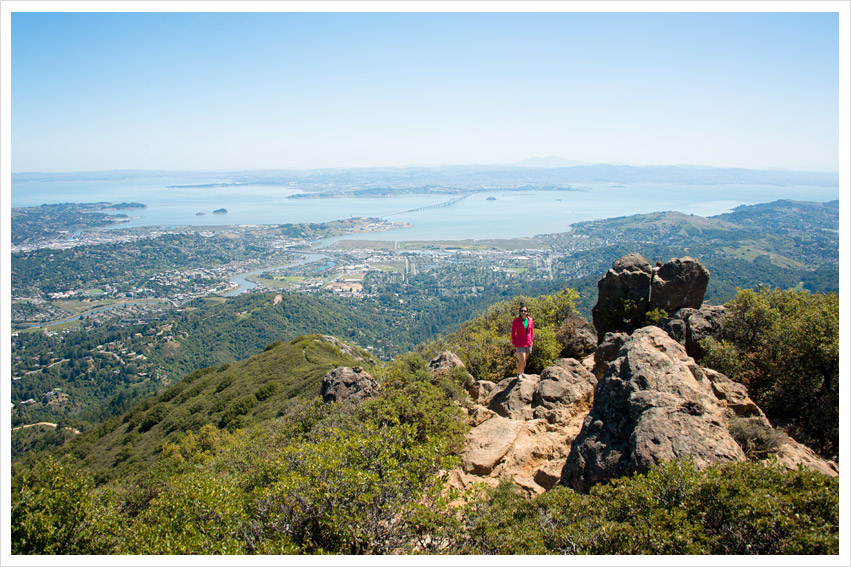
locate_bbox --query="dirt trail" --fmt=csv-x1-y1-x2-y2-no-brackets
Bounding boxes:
11,422,80,434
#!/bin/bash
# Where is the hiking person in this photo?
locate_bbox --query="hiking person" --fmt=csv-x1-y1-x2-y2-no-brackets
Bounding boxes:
511,305,534,378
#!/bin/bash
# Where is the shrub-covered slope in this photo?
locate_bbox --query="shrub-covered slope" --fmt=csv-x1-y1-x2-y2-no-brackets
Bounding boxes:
11,285,841,555
44,334,375,482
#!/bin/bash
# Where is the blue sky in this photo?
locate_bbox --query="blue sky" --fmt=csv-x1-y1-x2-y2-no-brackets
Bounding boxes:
8,9,842,172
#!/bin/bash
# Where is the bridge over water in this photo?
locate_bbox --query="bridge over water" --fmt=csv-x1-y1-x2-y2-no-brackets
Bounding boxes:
385,193,471,216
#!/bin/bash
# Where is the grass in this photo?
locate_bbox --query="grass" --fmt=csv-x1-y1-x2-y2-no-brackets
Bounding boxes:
722,241,807,269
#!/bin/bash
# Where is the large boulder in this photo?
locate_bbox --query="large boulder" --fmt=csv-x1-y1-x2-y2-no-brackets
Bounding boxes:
533,358,598,423
657,305,730,359
649,257,710,314
460,416,526,475
487,374,541,420
320,366,379,404
557,314,598,358
591,253,653,341
591,254,712,342
561,327,746,493
428,351,465,379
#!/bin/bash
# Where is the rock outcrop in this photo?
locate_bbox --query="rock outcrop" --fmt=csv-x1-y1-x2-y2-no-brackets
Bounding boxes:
592,253,653,341
446,251,837,497
657,305,730,359
428,351,466,380
591,254,711,341
557,314,598,358
561,327,746,493
649,257,710,314
321,366,379,404
452,356,597,496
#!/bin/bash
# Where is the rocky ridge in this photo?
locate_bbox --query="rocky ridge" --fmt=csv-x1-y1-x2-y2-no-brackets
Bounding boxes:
322,253,838,496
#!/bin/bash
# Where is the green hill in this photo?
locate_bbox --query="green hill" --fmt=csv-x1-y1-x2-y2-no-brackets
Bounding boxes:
51,334,376,482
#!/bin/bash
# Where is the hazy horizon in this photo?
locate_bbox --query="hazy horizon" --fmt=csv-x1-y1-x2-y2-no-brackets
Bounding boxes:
8,156,842,177
7,7,842,173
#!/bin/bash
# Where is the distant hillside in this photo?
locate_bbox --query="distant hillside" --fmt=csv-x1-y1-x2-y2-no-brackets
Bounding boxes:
53,334,375,482
13,164,839,190
545,199,839,313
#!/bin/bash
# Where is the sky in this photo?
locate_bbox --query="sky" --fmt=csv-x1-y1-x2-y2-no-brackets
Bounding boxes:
5,3,845,173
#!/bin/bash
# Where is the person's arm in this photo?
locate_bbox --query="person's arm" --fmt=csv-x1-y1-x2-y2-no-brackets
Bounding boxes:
530,318,534,344
511,318,517,345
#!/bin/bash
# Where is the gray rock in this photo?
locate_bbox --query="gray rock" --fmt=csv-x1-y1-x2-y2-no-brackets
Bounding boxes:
533,358,597,414
321,366,379,404
592,253,653,341
487,374,541,420
704,368,769,423
592,332,628,378
649,257,710,313
561,327,745,493
428,351,465,379
658,305,730,359
557,313,598,358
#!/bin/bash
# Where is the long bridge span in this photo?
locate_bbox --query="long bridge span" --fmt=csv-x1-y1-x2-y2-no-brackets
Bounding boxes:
385,193,471,216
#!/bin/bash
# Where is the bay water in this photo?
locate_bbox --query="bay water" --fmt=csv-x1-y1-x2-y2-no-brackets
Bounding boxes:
10,176,838,241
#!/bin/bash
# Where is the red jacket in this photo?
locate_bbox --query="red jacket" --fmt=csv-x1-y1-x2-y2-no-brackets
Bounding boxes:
511,316,534,348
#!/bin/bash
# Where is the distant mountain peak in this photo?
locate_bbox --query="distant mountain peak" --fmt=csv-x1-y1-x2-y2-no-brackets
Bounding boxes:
511,156,587,168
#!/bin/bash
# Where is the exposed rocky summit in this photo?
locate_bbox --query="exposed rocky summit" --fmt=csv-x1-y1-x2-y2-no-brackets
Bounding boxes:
446,252,837,497
450,355,597,496
561,327,746,493
592,254,711,340
321,366,379,404
649,257,710,314
592,253,654,340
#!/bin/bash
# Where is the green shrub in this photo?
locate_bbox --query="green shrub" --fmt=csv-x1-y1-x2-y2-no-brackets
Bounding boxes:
255,381,281,401
699,287,838,459
138,403,170,433
11,457,121,554
443,289,579,382
454,459,838,555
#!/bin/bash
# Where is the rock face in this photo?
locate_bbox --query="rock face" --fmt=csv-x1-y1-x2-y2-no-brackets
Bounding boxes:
649,257,710,314
657,305,730,359
320,366,379,404
592,253,653,341
704,368,767,422
428,351,465,380
561,326,746,493
591,254,711,341
452,357,597,496
557,314,598,358
592,332,629,379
